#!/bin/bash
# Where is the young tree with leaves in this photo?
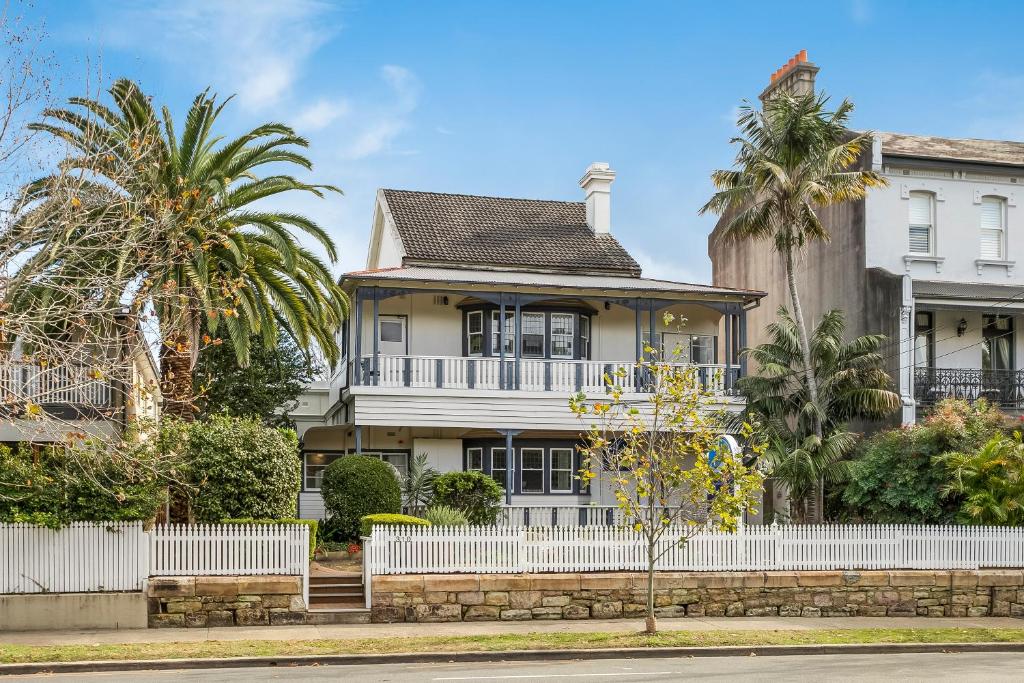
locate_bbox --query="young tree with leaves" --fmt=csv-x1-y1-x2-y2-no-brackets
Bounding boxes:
571,329,763,634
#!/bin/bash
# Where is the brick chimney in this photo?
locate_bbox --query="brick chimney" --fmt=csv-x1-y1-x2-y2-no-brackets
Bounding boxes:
579,162,615,234
759,49,818,102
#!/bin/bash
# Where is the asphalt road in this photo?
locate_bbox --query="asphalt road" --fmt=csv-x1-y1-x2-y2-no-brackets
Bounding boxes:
7,652,1024,682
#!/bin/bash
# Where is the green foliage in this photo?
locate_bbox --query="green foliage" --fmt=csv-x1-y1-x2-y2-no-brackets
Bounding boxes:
937,431,1024,525
195,332,320,426
0,430,172,526
423,505,468,526
739,307,901,522
221,518,318,560
169,415,301,522
321,455,401,540
401,453,438,514
359,513,430,537
842,399,1008,523
431,472,504,525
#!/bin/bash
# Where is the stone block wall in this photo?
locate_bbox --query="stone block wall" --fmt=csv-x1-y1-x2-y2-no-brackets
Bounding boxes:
148,575,306,628
370,569,1024,623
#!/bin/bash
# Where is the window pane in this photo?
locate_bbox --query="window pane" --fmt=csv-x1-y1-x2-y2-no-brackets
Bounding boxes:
380,320,403,343
521,448,544,493
467,312,483,334
491,447,507,487
467,311,483,355
522,313,545,357
491,311,514,354
304,452,341,490
690,335,714,365
550,448,573,493
551,313,574,358
467,448,483,471
981,198,1004,259
580,317,590,358
382,453,408,478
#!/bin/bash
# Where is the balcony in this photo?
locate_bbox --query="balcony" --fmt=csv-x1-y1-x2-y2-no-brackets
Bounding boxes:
354,354,740,395
914,367,1024,409
0,362,115,419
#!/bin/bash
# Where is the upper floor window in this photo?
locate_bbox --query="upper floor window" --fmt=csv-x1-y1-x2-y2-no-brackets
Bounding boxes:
467,311,484,355
521,312,545,357
580,316,591,358
981,196,1006,260
491,310,514,355
908,192,934,255
550,313,575,359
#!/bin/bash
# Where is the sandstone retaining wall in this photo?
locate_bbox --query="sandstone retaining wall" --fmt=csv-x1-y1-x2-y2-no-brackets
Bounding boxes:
370,569,1024,623
147,575,306,628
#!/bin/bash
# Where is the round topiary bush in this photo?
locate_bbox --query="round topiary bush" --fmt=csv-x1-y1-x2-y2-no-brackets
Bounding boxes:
359,513,430,537
321,455,401,539
431,471,504,525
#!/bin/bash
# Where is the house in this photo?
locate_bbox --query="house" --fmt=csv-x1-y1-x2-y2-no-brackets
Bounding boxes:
293,163,766,520
0,313,160,449
709,53,1024,425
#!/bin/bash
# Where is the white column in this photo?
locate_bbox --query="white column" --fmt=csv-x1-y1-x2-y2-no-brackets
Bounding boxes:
899,274,916,425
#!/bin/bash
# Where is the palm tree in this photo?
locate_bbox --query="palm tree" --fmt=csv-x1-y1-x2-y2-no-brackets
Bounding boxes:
14,79,346,419
938,433,1024,526
740,307,901,522
700,92,887,442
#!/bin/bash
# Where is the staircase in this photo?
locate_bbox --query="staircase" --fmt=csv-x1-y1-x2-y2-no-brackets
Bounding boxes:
306,571,370,624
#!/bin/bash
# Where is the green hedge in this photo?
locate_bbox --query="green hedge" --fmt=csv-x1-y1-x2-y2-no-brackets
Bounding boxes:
359,513,430,537
431,471,504,524
321,455,401,540
221,517,318,560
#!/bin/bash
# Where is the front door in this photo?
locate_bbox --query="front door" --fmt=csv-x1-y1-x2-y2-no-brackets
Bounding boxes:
378,315,408,355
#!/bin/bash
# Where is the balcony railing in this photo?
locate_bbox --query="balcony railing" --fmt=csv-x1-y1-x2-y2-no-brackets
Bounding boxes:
356,354,739,395
0,362,114,417
914,367,1024,409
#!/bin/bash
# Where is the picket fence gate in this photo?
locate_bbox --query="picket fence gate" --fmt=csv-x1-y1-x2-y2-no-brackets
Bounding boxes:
1,522,309,601
365,524,1024,575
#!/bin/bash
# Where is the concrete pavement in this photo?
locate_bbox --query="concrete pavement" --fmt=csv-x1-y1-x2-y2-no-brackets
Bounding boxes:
1,616,1022,646
3,652,1024,682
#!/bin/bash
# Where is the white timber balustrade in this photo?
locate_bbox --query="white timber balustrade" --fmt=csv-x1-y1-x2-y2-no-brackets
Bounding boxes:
0,521,148,593
360,355,734,394
365,524,1024,575
0,362,112,407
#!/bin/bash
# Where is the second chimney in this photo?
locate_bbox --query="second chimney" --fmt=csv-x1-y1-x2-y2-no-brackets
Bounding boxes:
579,162,615,234
759,49,818,102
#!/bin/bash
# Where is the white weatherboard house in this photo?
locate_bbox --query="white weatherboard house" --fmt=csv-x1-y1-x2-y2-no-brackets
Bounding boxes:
292,163,765,520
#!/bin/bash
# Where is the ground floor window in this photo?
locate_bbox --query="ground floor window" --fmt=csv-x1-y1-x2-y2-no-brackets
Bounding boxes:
303,449,410,490
462,440,585,495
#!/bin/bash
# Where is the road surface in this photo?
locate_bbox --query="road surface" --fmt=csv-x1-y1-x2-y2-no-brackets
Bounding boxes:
6,651,1024,682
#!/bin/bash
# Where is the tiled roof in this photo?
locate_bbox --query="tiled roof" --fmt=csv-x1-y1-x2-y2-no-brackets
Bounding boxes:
381,189,642,276
878,132,1024,167
342,265,765,300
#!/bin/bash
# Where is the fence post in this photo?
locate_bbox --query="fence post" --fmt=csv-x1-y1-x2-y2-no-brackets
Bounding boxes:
301,525,310,610
362,535,372,609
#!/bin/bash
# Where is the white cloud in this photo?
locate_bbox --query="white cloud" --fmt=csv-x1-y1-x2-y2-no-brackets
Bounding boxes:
294,99,350,132
342,65,421,160
631,248,709,284
99,0,337,110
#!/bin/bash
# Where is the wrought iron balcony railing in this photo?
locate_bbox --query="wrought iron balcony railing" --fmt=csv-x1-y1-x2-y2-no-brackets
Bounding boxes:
914,367,1024,409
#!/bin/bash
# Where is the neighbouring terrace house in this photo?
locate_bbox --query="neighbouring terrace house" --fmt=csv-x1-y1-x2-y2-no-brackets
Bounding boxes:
0,313,160,450
710,52,1024,425
292,163,766,520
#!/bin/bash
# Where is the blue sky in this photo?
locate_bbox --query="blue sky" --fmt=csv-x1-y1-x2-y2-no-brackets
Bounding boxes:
27,0,1024,281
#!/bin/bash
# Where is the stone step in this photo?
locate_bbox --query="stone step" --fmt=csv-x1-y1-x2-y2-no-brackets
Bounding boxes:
310,572,361,583
309,590,364,598
304,608,371,625
309,581,363,590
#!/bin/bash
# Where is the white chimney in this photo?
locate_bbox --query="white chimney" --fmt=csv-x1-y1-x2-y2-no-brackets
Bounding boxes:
579,162,615,234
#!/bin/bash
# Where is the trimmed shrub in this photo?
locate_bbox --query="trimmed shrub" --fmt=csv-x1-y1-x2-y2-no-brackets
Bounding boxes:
178,415,301,522
359,513,430,537
431,471,504,525
322,455,401,539
222,518,318,560
423,505,468,526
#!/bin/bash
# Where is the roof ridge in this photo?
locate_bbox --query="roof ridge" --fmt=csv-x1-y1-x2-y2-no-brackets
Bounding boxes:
382,188,584,206
877,130,1024,146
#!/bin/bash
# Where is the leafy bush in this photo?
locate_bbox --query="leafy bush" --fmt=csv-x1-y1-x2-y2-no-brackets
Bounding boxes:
431,471,504,525
222,517,318,560
359,513,430,537
423,504,468,526
937,432,1024,525
173,415,301,522
402,453,438,513
0,431,171,527
321,455,401,539
842,399,1008,523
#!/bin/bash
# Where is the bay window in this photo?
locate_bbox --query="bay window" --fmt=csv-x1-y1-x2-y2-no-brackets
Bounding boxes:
491,310,514,355
467,311,484,355
550,313,575,358
521,313,545,357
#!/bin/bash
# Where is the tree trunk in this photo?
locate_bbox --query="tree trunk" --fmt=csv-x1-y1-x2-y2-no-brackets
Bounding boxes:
784,247,824,523
160,332,196,422
645,544,657,634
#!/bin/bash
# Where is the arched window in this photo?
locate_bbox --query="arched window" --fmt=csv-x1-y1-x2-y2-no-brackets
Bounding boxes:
908,191,934,255
980,196,1006,260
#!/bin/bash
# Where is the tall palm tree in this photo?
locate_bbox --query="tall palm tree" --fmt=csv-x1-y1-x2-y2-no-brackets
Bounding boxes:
13,79,346,419
740,307,901,522
700,92,887,442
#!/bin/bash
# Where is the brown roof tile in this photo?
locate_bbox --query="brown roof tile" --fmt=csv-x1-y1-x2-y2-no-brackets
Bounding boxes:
381,189,641,276
878,132,1024,167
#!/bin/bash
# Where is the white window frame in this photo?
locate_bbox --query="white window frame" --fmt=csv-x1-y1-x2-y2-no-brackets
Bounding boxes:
550,313,575,359
466,447,484,472
466,311,484,356
520,447,545,493
580,316,590,359
549,448,574,493
689,334,715,365
908,191,934,256
491,447,509,488
520,312,545,358
490,310,514,355
303,452,342,491
981,196,1007,260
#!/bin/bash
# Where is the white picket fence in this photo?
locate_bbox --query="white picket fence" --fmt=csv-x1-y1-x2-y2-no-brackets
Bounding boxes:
365,524,1024,575
1,522,309,602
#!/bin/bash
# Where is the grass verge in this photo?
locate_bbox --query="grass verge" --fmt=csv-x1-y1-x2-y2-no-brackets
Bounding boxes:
3,628,1024,664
